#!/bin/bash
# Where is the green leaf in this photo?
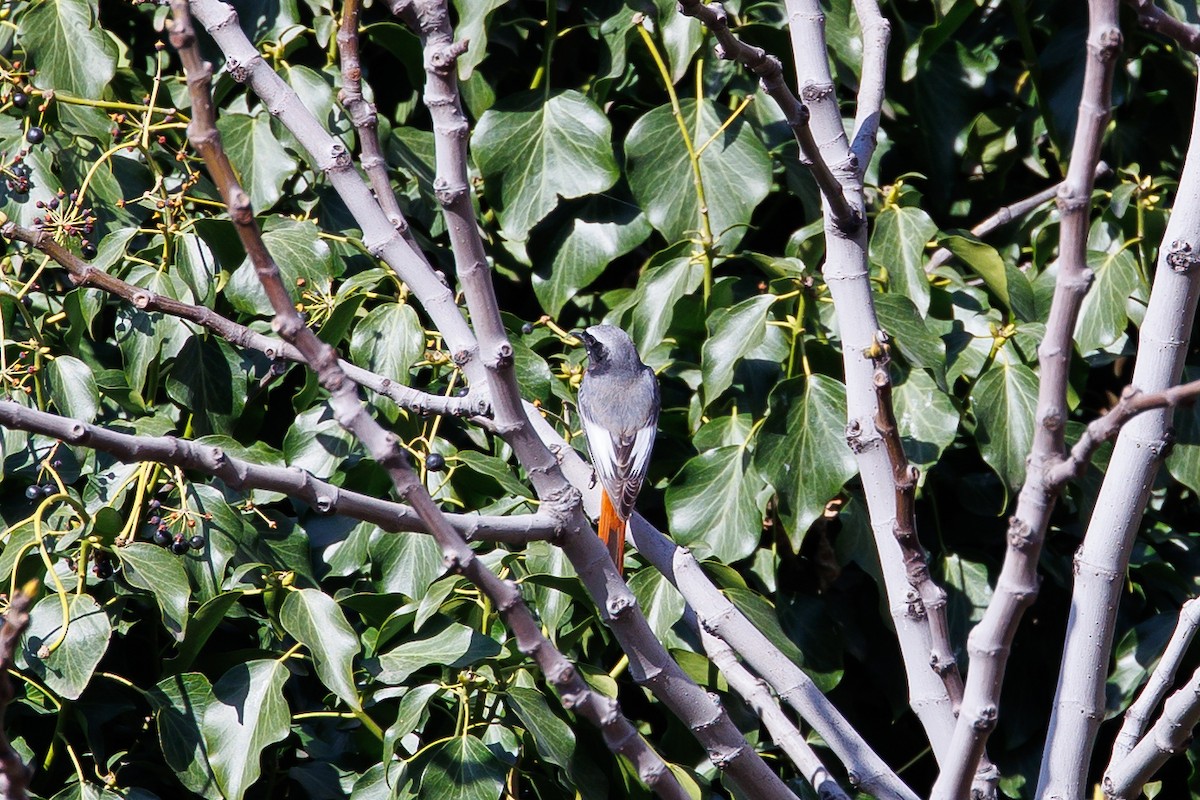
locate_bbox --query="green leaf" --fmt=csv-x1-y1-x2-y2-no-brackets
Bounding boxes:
215,113,298,211
891,368,960,471
1168,368,1200,494
451,0,507,78
349,302,425,387
280,588,362,710
386,683,440,747
666,446,762,563
283,404,357,480
20,0,117,98
175,233,220,306
937,232,1013,312
370,530,444,599
151,673,220,800
626,99,771,248
376,623,501,684
165,592,245,675
202,660,291,800
1075,249,1138,354
873,206,937,314
533,207,651,317
970,362,1039,490
46,355,99,423
628,568,686,649
165,335,247,436
473,91,619,241
421,735,507,800
726,587,839,692
17,593,111,700
610,243,705,353
654,0,704,82
226,218,335,316
505,686,578,775
115,543,191,641
874,293,947,383
701,295,774,405
754,375,858,547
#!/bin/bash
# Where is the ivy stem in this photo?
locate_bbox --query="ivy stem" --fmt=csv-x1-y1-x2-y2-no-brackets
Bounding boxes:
636,21,715,308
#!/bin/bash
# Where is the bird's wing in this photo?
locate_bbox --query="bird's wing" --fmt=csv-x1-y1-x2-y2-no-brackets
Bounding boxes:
579,403,657,521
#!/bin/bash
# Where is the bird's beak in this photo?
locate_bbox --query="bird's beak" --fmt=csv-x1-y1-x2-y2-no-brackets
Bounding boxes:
571,330,590,348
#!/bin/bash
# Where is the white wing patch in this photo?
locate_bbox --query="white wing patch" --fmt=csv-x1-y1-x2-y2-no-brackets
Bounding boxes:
581,413,619,489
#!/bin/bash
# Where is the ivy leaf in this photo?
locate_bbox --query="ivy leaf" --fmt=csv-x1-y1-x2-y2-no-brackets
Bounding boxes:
174,233,220,306
937,231,1012,312
754,375,858,547
701,295,774,405
666,446,763,563
165,335,247,436
1075,249,1138,354
505,687,575,771
473,91,619,242
654,0,703,82
421,735,507,800
532,203,652,317
971,362,1039,490
375,623,501,684
451,0,507,79
1167,368,1200,494
165,592,245,675
280,588,362,710
872,206,937,314
115,543,191,641
17,594,111,700
874,293,947,384
215,113,298,211
628,568,687,649
626,99,771,248
610,243,705,353
349,303,425,387
283,404,357,480
202,660,291,800
46,355,99,423
370,530,444,599
892,368,961,471
226,218,335,316
151,673,220,800
20,0,117,98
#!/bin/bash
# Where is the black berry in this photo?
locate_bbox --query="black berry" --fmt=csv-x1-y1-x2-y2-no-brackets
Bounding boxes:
80,242,96,260
152,528,171,546
94,560,113,579
188,534,205,550
147,515,160,526
24,485,39,500
426,453,446,472
25,126,44,145
148,498,160,510
12,92,28,109
41,484,55,496
521,322,534,335
170,536,189,555
454,386,469,398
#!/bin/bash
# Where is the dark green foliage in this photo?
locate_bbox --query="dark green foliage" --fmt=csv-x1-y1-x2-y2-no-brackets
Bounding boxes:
0,0,1197,799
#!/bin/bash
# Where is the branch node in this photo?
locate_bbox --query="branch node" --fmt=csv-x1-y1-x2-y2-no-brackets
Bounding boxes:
433,177,467,206
800,81,834,103
1007,516,1034,549
605,592,634,619
972,705,999,732
1166,239,1200,273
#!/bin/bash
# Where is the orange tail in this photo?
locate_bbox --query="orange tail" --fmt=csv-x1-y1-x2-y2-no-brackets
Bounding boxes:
598,490,626,576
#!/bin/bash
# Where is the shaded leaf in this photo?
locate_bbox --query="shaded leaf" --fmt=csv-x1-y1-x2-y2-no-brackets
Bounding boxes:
375,623,501,684
421,735,506,800
666,446,762,563
701,294,774,405
115,543,191,641
971,362,1039,490
46,356,99,423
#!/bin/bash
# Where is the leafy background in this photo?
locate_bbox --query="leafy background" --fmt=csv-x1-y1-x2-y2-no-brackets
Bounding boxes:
0,0,1199,798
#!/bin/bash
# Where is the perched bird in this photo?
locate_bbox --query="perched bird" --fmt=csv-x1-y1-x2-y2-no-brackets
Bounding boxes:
575,325,660,576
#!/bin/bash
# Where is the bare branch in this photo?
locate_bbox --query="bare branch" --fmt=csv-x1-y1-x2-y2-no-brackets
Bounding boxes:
693,612,852,800
1111,599,1200,764
0,400,555,544
395,1,803,794
0,222,487,420
871,353,961,710
1038,64,1200,800
932,1,1122,795
170,5,686,794
0,582,35,800
849,0,890,169
1125,0,1200,53
337,0,413,237
677,0,863,231
1103,660,1200,799
926,161,1111,272
1048,378,1200,486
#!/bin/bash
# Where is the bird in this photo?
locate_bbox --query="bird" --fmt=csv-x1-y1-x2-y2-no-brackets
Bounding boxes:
574,325,660,576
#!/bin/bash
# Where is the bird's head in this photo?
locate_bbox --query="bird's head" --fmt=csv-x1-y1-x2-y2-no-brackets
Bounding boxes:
575,324,640,372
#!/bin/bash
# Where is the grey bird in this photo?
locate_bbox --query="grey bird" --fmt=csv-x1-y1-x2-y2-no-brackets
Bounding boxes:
575,325,660,575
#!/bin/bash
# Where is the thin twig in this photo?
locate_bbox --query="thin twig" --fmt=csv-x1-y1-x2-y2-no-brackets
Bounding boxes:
676,0,862,232
692,611,852,800
1048,378,1200,486
337,0,412,235
170,4,686,793
0,222,487,420
0,582,35,800
849,0,890,170
1110,598,1200,763
0,401,556,543
1125,0,1200,52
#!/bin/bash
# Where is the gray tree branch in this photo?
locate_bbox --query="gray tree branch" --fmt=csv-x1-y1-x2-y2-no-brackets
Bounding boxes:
932,1,1122,796
171,5,688,794
0,582,34,800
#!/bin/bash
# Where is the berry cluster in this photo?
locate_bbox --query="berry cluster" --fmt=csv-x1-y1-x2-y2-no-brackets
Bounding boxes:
23,482,56,500
4,161,30,194
33,189,97,257
145,494,206,555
